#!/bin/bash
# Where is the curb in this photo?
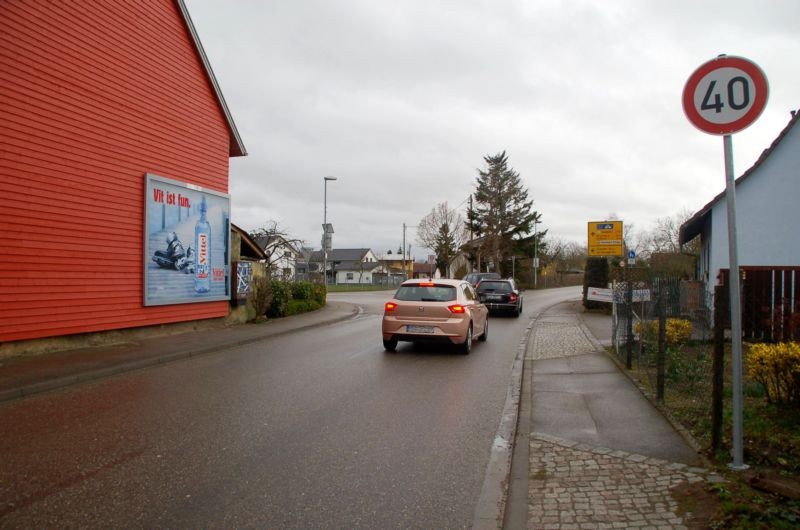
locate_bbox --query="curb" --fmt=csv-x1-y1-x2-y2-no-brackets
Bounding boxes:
0,304,360,403
472,315,535,530
472,299,569,530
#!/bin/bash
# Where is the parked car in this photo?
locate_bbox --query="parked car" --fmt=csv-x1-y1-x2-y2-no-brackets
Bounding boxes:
382,278,488,354
476,279,523,317
463,272,501,287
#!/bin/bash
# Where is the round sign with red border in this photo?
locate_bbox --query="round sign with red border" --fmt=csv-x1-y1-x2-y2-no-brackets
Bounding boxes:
682,55,768,135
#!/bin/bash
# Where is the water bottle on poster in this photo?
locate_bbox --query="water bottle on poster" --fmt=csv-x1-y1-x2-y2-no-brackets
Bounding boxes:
194,195,211,293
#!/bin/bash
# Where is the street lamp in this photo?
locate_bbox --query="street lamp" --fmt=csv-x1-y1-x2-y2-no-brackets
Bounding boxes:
533,219,541,289
323,176,337,286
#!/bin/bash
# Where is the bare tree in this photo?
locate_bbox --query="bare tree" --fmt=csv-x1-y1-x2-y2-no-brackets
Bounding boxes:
249,220,306,278
416,202,468,276
639,208,699,257
546,237,587,271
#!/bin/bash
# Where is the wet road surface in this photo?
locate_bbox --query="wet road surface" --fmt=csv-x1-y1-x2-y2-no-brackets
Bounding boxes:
1,287,578,528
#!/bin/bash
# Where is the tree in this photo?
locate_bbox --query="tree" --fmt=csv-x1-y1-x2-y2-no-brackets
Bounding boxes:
417,202,467,277
546,237,586,272
249,221,305,278
467,151,539,270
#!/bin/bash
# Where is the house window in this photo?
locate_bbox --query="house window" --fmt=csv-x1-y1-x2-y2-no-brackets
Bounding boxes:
346,272,354,280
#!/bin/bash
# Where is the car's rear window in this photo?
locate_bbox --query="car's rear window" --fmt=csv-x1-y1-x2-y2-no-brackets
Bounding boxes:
395,284,457,302
477,281,512,293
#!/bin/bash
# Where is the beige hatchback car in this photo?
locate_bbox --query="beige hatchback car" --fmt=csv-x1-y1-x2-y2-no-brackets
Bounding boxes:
382,279,489,354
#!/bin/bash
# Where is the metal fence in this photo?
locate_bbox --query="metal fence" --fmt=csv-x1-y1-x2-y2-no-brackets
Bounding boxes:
611,273,718,447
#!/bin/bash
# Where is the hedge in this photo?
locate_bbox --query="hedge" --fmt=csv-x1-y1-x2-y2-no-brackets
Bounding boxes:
265,280,326,318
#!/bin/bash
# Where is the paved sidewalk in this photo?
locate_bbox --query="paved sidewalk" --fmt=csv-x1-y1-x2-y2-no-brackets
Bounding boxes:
523,300,723,529
0,301,359,402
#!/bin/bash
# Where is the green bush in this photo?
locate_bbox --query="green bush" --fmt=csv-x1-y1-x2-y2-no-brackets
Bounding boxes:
291,281,313,301
267,280,326,318
285,299,323,316
268,280,292,318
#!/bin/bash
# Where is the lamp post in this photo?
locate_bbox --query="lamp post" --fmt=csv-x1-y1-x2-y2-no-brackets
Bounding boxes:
323,176,337,286
533,219,540,289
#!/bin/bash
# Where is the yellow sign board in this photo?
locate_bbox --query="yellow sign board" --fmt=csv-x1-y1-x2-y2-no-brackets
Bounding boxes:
588,221,623,257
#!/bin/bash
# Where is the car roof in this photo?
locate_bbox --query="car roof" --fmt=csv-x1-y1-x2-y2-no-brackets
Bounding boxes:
477,278,514,286
400,278,464,287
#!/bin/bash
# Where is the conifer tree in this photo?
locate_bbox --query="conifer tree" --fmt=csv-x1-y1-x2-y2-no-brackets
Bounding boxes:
467,151,539,270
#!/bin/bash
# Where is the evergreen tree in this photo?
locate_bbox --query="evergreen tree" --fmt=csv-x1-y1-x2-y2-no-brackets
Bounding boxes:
467,151,539,270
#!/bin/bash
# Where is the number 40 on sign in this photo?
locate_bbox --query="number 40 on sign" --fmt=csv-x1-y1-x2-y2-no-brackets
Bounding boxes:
682,55,768,136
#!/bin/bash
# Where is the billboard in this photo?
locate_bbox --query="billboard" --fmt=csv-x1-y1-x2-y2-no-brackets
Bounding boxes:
588,221,624,257
144,174,231,306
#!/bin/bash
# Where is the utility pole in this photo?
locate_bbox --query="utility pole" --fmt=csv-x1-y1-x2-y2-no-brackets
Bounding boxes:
402,223,407,281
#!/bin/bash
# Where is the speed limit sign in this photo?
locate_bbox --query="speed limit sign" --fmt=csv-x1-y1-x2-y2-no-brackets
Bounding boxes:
682,55,768,135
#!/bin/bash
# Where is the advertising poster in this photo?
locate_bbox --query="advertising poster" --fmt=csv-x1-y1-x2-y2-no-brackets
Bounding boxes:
144,174,231,306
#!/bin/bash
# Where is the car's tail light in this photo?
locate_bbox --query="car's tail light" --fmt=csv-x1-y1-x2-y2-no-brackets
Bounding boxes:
509,294,518,302
448,304,466,314
385,302,397,313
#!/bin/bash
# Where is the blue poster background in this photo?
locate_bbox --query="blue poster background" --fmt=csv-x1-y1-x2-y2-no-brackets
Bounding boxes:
144,174,231,306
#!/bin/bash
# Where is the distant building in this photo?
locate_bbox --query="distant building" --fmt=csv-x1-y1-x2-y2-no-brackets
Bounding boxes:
310,248,386,284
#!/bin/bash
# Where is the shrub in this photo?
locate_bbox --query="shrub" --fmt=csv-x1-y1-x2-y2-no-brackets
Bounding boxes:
268,280,292,318
267,280,326,318
285,298,323,316
250,274,273,318
747,342,800,405
582,257,609,310
634,318,693,345
291,281,313,301
310,282,326,306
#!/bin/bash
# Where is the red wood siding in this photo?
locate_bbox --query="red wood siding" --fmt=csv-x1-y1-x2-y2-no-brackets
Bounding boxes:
0,1,233,342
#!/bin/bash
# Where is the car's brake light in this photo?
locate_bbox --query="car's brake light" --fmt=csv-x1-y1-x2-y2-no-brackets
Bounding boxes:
385,302,397,313
418,282,435,287
509,294,518,302
448,304,466,314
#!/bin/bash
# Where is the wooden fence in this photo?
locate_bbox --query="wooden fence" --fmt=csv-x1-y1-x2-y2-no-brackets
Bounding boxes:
720,267,800,342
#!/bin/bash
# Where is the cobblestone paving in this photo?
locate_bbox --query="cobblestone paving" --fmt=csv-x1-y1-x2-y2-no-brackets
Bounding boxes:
527,433,723,530
529,317,599,361
526,310,723,529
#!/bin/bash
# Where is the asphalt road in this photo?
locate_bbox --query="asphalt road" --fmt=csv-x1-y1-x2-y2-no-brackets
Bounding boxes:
1,287,579,529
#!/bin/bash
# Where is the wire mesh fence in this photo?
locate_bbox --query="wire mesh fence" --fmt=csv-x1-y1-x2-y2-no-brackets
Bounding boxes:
611,272,720,447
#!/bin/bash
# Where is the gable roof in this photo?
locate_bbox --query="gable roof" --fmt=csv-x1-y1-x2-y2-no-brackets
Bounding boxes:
176,0,247,157
309,248,372,262
680,110,800,245
231,223,265,260
252,234,299,256
336,260,383,272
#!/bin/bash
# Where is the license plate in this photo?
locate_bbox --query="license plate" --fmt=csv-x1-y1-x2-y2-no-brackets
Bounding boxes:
407,325,434,334
488,295,502,301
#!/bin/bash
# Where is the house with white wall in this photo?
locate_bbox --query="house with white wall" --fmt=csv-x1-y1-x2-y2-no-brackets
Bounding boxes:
310,248,385,284
253,234,299,281
680,110,800,304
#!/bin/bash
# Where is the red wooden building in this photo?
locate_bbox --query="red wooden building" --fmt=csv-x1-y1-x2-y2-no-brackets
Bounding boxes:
0,1,246,344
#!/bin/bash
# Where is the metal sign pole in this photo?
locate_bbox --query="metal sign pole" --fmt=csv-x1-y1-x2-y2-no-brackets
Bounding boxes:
723,134,747,470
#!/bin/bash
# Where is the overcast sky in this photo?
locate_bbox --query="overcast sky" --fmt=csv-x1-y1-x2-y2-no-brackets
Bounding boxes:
186,0,800,259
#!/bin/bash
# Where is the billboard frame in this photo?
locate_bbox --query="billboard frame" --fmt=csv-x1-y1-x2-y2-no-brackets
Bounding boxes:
143,173,231,306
